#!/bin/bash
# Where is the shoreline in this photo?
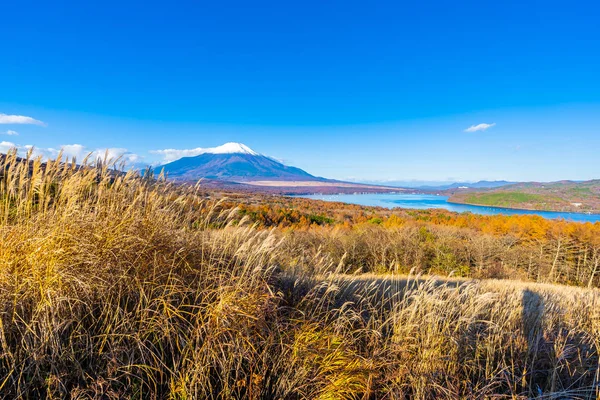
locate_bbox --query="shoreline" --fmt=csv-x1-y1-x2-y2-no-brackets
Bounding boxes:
295,193,600,221
446,199,600,216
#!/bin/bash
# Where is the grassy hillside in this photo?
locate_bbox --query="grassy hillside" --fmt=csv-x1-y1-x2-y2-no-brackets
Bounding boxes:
449,180,600,213
1,152,599,399
461,191,561,208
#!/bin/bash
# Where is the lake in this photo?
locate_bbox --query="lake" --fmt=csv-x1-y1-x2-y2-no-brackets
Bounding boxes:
297,193,600,223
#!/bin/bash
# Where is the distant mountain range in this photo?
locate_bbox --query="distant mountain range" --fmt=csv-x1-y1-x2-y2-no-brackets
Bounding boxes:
157,143,521,195
416,180,516,190
352,180,516,191
159,143,323,182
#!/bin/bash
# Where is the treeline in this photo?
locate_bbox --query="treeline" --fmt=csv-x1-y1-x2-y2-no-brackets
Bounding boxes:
235,198,600,287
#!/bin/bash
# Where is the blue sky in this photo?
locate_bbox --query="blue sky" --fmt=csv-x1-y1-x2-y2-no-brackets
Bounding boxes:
1,0,599,182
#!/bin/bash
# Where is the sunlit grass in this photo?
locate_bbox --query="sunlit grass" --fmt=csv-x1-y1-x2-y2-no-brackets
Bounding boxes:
0,150,598,398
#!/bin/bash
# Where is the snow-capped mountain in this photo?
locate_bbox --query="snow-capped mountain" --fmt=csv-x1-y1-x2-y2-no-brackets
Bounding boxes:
159,143,321,182
193,142,259,156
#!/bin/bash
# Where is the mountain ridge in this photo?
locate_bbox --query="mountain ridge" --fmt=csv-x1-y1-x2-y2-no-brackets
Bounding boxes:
448,179,600,213
159,143,324,182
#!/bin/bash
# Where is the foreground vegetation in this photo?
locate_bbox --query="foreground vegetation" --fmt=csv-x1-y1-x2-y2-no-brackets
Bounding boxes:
234,194,600,288
1,151,599,399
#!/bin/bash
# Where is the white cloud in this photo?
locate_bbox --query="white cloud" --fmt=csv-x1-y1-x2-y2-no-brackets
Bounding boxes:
150,147,207,163
61,144,87,160
93,147,142,164
0,142,61,160
150,142,258,163
23,145,60,160
0,113,46,126
0,141,17,154
57,145,143,165
464,123,496,133
0,142,142,166
2,130,19,136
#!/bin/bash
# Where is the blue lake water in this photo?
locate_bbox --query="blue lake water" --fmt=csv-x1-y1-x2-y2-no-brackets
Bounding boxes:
297,193,600,223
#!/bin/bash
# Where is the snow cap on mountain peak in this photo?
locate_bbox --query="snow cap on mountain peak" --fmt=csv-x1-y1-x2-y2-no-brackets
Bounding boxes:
151,142,260,164
206,142,258,155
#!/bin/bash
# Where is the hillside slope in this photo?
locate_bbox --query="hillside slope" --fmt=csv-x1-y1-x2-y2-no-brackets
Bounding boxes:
158,142,323,182
161,152,320,181
449,180,600,213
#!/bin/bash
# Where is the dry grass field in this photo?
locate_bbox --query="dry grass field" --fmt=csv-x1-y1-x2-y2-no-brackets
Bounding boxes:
1,151,599,399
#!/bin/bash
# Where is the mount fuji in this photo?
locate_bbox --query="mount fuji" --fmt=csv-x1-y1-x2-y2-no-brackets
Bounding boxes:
159,143,322,182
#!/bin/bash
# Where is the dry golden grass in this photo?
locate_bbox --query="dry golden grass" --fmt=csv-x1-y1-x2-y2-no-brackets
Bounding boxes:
0,150,599,399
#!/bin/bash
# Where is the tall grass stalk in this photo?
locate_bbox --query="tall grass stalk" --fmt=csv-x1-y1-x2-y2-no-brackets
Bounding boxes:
0,153,598,398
